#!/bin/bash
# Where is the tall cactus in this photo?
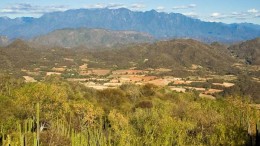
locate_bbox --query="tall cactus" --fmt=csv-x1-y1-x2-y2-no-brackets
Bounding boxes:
18,122,24,146
36,102,40,146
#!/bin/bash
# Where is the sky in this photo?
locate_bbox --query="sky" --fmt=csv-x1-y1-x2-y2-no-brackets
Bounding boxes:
0,0,259,24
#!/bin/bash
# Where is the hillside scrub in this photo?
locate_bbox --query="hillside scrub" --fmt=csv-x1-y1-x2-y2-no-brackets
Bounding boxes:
0,75,259,146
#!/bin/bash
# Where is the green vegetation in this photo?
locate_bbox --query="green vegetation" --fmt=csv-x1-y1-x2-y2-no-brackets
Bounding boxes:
0,75,259,145
228,38,260,65
88,39,236,74
222,75,260,103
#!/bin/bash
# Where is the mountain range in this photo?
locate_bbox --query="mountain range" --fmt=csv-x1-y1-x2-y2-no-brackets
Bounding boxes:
0,8,260,43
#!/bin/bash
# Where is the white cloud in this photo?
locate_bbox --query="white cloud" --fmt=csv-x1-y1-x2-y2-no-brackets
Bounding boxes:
230,12,248,19
130,3,146,10
209,12,232,21
183,12,198,18
85,3,126,9
1,9,14,13
248,8,258,13
85,3,106,9
209,10,260,21
211,12,221,17
156,6,165,11
172,4,196,10
189,4,197,8
85,3,146,11
0,3,69,14
106,3,126,9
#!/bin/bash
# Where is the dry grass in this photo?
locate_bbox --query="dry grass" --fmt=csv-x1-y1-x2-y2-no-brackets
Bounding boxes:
199,93,216,100
169,87,186,92
204,89,223,95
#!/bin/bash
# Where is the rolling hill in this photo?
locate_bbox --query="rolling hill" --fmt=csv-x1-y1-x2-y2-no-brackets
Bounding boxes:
30,28,154,48
228,38,260,65
0,40,80,74
0,8,259,43
0,38,236,75
88,39,236,73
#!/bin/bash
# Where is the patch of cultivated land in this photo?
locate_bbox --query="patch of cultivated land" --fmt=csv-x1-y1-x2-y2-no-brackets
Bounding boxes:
19,64,237,98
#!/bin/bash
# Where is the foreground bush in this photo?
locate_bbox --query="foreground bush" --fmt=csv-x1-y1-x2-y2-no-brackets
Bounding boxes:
0,77,259,145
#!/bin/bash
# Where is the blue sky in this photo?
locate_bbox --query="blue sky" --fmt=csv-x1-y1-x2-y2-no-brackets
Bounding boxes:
0,0,259,24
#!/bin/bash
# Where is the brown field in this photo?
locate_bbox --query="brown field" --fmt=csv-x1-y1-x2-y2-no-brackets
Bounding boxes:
82,82,111,90
186,87,206,91
115,75,157,83
112,70,148,75
87,85,111,90
25,71,40,76
129,76,143,82
204,89,223,95
209,75,237,81
64,58,74,61
79,64,88,70
46,72,62,76
141,76,158,81
91,69,111,76
173,80,193,85
191,64,202,70
67,78,88,82
163,76,182,81
119,77,132,83
79,70,89,76
52,67,66,72
169,87,186,92
80,69,111,76
148,79,172,86
155,68,172,72
33,68,41,71
104,83,122,87
23,76,37,83
212,82,235,87
81,58,89,62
